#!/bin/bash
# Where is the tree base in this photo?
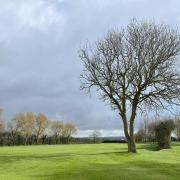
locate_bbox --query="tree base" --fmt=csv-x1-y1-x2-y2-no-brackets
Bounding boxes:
128,141,136,153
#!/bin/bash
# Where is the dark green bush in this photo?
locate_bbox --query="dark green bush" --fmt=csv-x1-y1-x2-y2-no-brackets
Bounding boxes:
155,120,175,149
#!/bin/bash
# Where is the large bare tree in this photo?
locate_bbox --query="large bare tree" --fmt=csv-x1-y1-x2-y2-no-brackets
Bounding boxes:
79,20,180,152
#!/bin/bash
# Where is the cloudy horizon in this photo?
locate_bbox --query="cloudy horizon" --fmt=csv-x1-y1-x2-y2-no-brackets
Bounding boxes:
0,0,180,137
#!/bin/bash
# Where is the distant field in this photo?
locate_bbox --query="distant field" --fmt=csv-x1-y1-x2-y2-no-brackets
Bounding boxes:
0,143,180,180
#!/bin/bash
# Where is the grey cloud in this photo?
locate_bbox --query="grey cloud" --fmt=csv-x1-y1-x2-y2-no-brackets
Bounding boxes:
0,0,180,135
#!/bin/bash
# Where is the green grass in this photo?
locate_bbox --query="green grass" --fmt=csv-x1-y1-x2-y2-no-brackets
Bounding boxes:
0,143,180,180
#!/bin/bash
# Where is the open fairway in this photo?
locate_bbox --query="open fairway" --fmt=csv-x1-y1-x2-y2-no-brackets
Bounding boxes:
0,143,180,180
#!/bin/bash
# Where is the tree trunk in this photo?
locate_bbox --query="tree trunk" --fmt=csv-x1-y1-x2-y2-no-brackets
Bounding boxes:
36,133,40,144
127,136,136,153
129,121,136,153
24,136,28,145
120,101,138,153
122,120,136,153
121,116,136,153
55,135,58,144
128,102,138,153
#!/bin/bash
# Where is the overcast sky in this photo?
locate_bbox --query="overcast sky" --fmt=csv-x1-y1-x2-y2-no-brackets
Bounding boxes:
0,0,180,136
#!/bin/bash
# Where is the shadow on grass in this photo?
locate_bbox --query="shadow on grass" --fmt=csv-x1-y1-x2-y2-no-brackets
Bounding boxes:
0,143,178,165
32,159,180,180
171,142,180,147
138,142,180,151
0,151,129,164
0,144,167,164
137,143,158,151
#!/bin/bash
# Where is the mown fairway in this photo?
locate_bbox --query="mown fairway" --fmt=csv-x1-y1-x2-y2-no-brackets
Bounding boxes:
0,143,180,180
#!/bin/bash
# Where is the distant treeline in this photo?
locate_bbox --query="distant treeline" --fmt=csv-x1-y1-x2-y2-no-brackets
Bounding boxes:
0,112,77,145
73,136,127,144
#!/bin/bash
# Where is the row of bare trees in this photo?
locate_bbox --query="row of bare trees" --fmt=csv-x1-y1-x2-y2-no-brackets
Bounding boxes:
135,120,156,143
0,112,77,145
135,117,180,143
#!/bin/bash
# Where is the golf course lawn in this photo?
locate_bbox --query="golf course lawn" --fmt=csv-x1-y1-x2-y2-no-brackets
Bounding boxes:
0,143,180,180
